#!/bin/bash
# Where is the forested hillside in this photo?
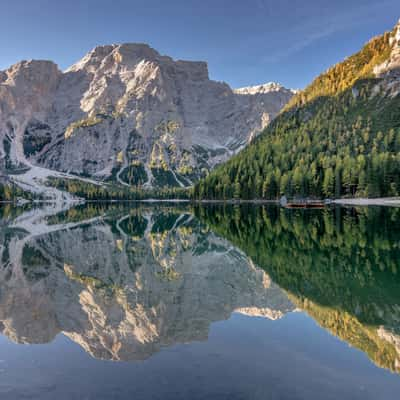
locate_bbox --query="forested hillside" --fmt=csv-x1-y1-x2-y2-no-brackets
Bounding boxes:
193,24,400,200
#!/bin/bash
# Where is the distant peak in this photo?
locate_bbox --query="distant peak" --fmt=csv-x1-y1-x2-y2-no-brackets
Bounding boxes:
234,82,293,95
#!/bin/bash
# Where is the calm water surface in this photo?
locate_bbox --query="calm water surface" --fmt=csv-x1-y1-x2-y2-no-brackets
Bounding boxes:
0,203,399,399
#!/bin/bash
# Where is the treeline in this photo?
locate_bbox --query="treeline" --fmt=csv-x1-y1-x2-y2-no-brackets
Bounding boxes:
46,202,192,227
47,177,192,201
193,25,400,200
0,181,38,202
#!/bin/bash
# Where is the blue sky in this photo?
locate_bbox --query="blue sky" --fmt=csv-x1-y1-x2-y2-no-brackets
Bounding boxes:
0,0,399,89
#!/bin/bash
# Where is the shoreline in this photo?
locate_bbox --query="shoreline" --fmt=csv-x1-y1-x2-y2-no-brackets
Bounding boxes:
195,198,400,207
332,198,400,207
2,197,400,207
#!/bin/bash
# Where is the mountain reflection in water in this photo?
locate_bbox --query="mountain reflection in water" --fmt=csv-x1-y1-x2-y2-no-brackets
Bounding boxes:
0,203,400,375
0,203,293,361
195,204,400,374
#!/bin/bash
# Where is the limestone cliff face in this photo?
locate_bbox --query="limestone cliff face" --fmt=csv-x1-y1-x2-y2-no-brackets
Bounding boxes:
373,19,400,96
375,19,400,75
0,60,61,170
0,207,294,360
0,44,294,187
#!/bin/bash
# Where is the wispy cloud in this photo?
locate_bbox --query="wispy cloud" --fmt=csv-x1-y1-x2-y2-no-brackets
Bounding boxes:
260,0,397,63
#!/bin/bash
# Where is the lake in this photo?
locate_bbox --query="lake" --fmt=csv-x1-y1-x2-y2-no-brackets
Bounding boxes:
0,203,400,399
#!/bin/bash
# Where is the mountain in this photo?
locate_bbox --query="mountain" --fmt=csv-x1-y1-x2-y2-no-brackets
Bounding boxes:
0,205,294,361
0,44,294,195
194,19,400,200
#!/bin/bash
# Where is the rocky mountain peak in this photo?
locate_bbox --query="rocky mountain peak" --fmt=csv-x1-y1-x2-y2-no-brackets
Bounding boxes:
67,43,163,73
0,43,294,191
374,19,400,78
67,42,210,84
388,18,400,55
2,60,60,87
392,18,400,52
